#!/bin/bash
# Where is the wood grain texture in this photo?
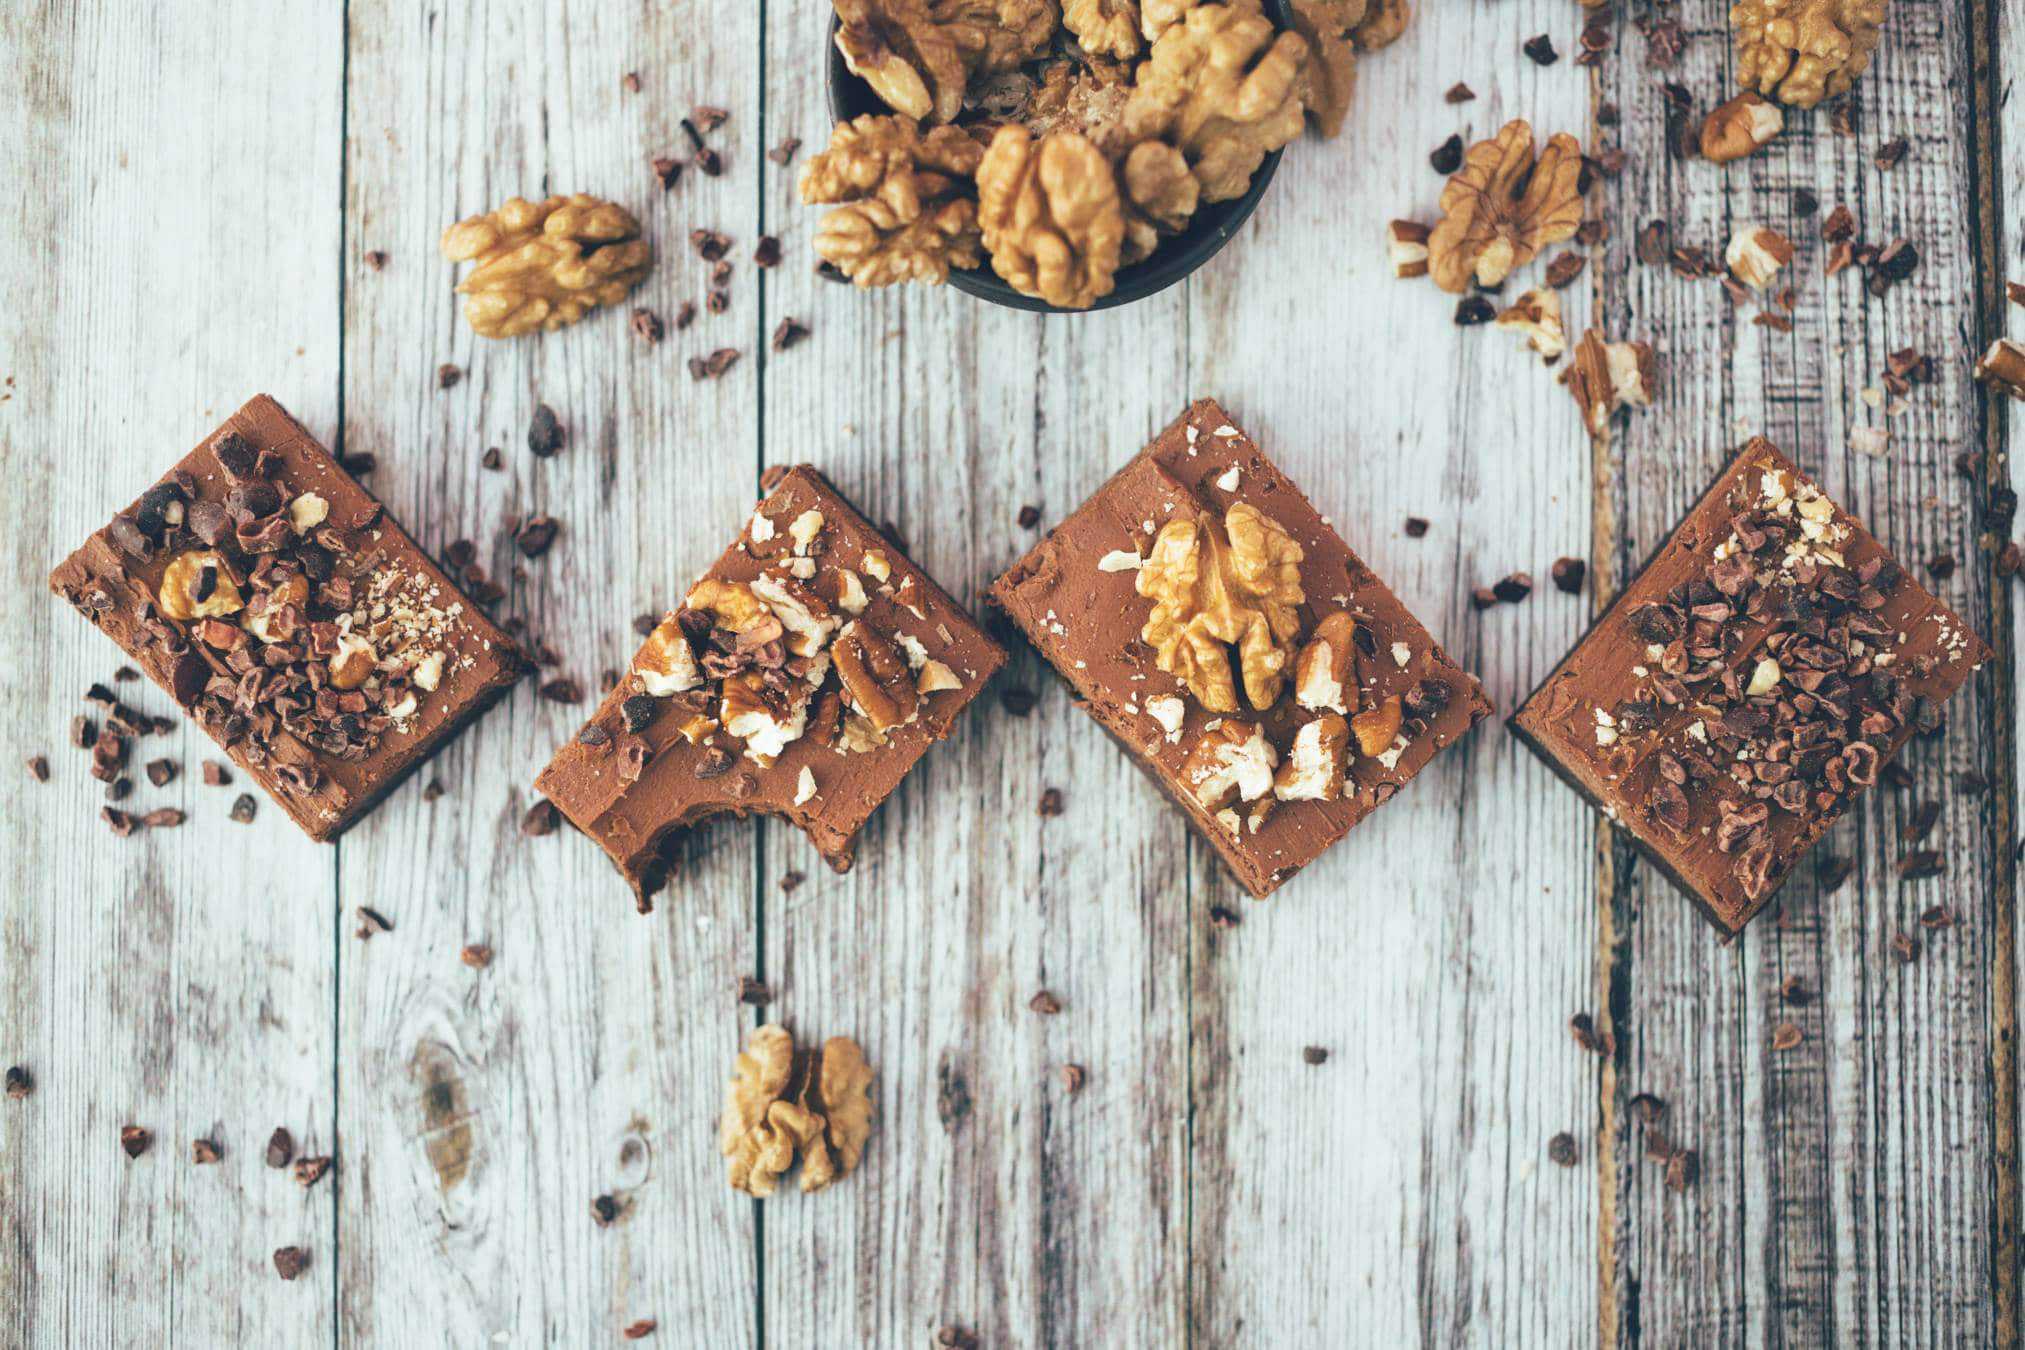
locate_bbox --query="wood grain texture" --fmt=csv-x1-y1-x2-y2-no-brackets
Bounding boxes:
1595,2,2012,1344
0,2,343,1343
335,1,760,1343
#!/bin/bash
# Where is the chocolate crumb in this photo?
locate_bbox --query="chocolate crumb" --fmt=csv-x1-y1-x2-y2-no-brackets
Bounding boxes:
1548,1132,1578,1166
620,71,641,94
436,363,462,390
521,799,560,836
1028,990,1063,1015
738,976,774,1006
1471,586,1499,611
1873,136,1909,171
1037,787,1064,817
1902,800,1941,844
1815,854,1855,892
1920,904,1955,929
1522,33,1558,65
1550,557,1586,594
5,1066,31,1099
650,156,683,190
688,348,743,380
356,906,393,939
768,137,802,166
1301,1046,1329,1065
1780,975,1811,1005
1664,1150,1698,1192
515,514,560,559
1429,134,1464,174
120,1125,152,1158
1544,252,1587,288
696,147,723,176
934,1327,980,1350
771,317,811,352
145,758,177,787
191,1138,221,1164
706,289,730,315
140,808,183,829
339,452,377,475
691,104,728,132
528,403,565,458
1568,1012,1611,1056
422,779,444,802
540,678,584,705
229,793,257,824
675,301,697,330
102,806,136,838
461,944,493,968
272,1247,308,1281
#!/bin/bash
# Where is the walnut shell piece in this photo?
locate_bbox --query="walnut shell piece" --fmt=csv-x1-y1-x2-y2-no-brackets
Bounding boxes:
1730,0,1888,109
1136,502,1307,713
977,126,1128,310
1122,4,1312,204
1426,121,1586,294
801,115,986,288
439,195,653,339
835,0,969,123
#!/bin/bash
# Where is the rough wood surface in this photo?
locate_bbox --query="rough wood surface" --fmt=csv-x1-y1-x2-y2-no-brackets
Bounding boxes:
1,1,2018,1346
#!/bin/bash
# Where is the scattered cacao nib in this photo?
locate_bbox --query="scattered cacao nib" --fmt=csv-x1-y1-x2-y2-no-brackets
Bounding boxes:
1642,14,1685,66
1454,295,1495,326
1829,98,1859,136
1429,134,1464,175
70,715,94,749
191,1138,222,1164
631,308,664,345
1821,203,1855,242
691,228,730,262
623,1321,657,1341
590,1193,622,1227
105,777,131,803
1037,787,1064,817
121,1125,153,1158
1636,219,1671,266
436,363,462,390
779,870,805,894
1919,904,1954,929
621,695,657,735
144,758,177,787
102,807,137,838
770,317,811,353
737,976,774,1006
1493,572,1533,603
1028,990,1063,1015
265,1127,295,1168
528,403,565,458
650,156,683,190
1208,905,1240,928
689,143,724,175
481,447,503,471
363,250,388,271
272,1247,308,1281
5,1065,32,1098
1780,974,1811,1005
691,104,728,132
339,452,377,476
1544,252,1587,288
1569,1012,1611,1056
1443,81,1476,103
1890,931,1921,963
25,755,47,783
688,348,743,380
1058,1063,1087,1093
1813,852,1853,890
1901,800,1941,844
1628,1092,1665,1123
229,793,258,824
1896,850,1943,880
706,289,730,316
1470,586,1499,611
1550,558,1586,594
521,798,560,836
675,301,697,330
1548,1132,1579,1167
934,1326,980,1350
356,906,394,940
1883,760,1915,791
1522,33,1558,65
752,236,782,268
1771,1022,1803,1051
294,1155,332,1188
1301,1046,1329,1066
1873,136,1909,171
620,71,641,94
540,678,584,705
141,808,184,829
515,515,560,559
1404,516,1430,538
1664,1149,1698,1192
767,136,801,166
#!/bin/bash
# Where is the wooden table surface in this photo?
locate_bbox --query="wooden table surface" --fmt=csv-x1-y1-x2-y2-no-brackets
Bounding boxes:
3,1,2020,1345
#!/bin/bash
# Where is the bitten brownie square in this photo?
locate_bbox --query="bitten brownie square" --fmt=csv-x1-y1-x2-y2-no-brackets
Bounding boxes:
535,467,1006,907
1511,439,1991,935
989,398,1494,899
49,394,525,840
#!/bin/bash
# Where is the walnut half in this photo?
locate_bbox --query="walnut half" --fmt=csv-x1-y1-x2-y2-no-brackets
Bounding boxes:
1426,121,1585,294
720,1025,875,1197
440,195,653,339
977,126,1127,310
1137,502,1306,713
801,115,985,287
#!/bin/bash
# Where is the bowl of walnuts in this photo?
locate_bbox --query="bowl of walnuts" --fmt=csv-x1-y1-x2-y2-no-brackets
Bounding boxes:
809,0,1406,313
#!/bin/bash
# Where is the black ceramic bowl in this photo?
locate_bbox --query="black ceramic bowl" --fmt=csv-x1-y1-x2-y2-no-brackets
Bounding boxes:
823,2,1292,313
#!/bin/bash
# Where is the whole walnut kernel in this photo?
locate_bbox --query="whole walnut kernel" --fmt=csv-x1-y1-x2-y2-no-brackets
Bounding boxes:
801,115,986,287
439,195,652,339
834,0,970,123
1349,694,1401,759
1137,502,1306,713
1426,120,1586,293
1731,0,1888,109
977,126,1127,310
1123,4,1312,203
158,550,244,622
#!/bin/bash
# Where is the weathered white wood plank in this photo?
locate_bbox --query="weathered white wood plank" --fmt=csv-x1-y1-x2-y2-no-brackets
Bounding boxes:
1598,2,2007,1344
757,10,1192,1346
1183,5,1600,1344
0,1,343,1343
337,3,759,1342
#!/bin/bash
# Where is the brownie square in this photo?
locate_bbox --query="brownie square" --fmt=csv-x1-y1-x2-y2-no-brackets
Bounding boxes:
1511,438,1991,935
535,466,1007,906
989,398,1494,898
49,394,526,840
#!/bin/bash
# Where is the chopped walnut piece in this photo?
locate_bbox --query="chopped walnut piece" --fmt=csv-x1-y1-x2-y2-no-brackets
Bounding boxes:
1349,0,1409,48
1495,286,1567,363
1428,121,1585,293
439,195,653,339
1975,339,2025,401
1273,713,1348,801
157,550,244,622
1559,329,1656,443
1292,611,1357,715
800,115,985,287
833,619,920,731
1122,4,1311,204
1700,91,1784,162
1386,220,1431,278
1349,694,1401,759
1181,720,1278,809
1137,502,1306,713
976,126,1126,310
1726,224,1794,290
1732,0,1888,109
1064,0,1144,58
833,0,969,123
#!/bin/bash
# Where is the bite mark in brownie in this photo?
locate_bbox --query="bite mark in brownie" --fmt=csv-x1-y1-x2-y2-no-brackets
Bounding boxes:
989,398,1494,899
1510,439,1991,935
48,395,526,840
534,467,1006,907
